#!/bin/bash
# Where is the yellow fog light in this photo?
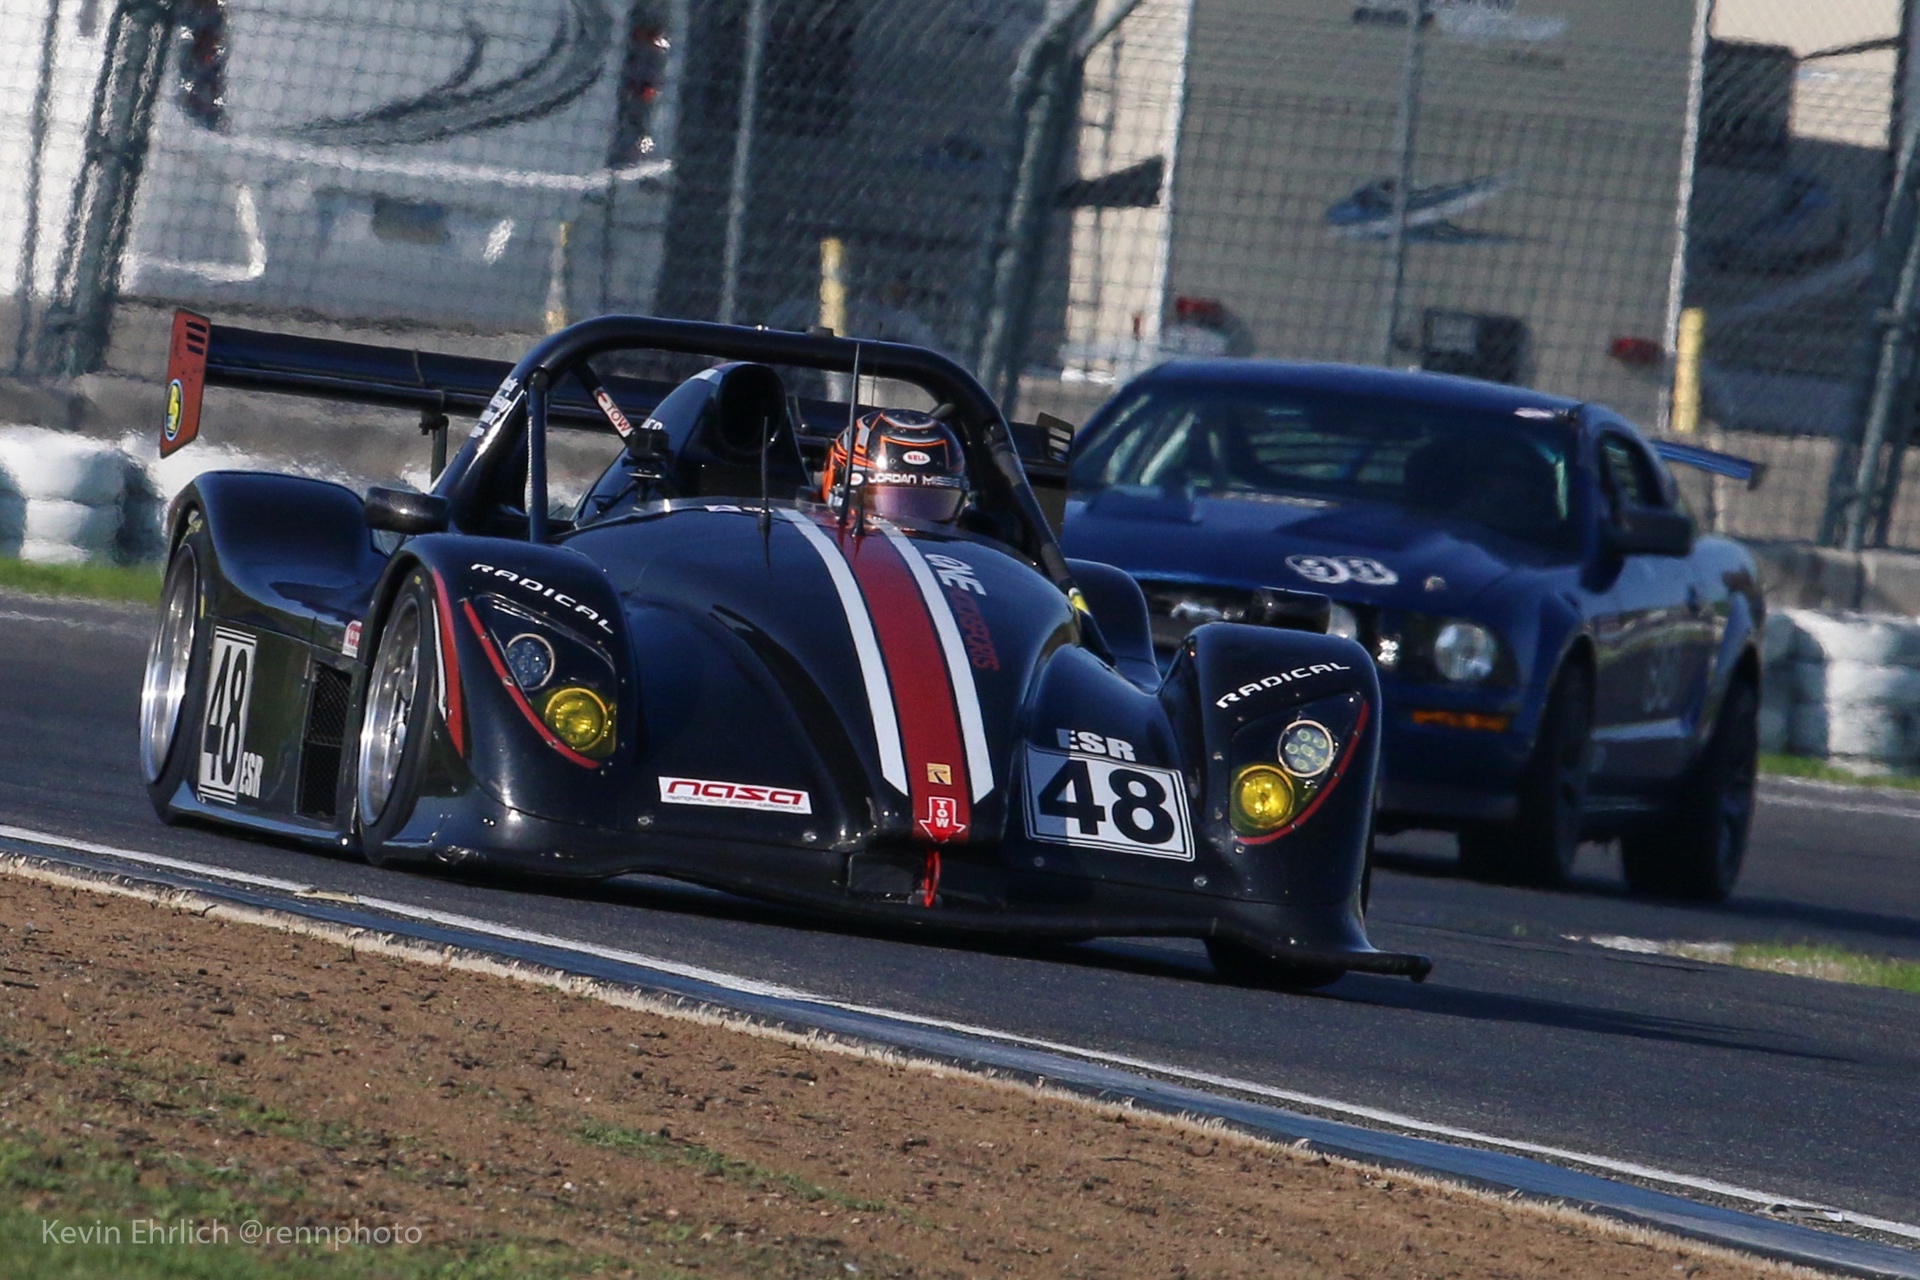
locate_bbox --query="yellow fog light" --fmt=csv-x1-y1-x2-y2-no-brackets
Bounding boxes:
542,686,613,756
1231,764,1296,836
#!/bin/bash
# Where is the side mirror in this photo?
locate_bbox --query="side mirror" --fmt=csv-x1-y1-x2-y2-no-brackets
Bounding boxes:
1604,504,1693,557
1250,586,1331,634
364,486,449,535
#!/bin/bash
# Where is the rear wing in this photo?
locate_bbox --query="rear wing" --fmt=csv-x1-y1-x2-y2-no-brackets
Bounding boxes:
1652,439,1766,489
163,308,1077,477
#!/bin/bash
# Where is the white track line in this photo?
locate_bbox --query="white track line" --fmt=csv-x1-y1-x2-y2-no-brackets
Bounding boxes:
3,820,1918,1244
1758,792,1920,820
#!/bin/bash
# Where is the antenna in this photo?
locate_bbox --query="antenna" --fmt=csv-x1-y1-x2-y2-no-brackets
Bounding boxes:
758,412,773,549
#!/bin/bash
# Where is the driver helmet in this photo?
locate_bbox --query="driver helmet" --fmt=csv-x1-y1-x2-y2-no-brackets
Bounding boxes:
821,409,968,525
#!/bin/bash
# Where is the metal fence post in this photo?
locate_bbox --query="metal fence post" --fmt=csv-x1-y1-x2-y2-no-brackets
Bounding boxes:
34,0,173,380
1376,0,1429,366
11,0,64,376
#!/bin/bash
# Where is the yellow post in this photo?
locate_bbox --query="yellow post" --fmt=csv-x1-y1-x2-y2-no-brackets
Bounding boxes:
1671,307,1705,435
819,237,847,336
544,221,571,334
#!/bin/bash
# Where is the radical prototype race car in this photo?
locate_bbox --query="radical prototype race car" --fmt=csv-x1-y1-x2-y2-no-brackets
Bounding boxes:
1056,359,1766,901
140,312,1431,989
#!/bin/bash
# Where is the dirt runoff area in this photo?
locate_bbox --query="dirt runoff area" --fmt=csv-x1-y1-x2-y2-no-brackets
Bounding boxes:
0,864,1819,1280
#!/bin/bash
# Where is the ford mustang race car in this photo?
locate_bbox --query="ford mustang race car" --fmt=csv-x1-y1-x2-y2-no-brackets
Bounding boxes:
139,312,1431,989
1056,359,1765,901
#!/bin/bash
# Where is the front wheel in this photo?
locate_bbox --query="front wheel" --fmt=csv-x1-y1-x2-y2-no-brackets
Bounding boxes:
1620,680,1757,902
1458,663,1592,888
1206,940,1344,992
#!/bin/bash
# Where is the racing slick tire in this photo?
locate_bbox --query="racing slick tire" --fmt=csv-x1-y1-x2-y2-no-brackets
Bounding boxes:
1205,940,1344,992
1620,678,1758,903
1458,663,1592,889
355,572,441,868
139,532,209,820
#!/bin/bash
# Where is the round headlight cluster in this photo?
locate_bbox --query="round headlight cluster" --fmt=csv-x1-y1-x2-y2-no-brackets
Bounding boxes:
1231,764,1296,835
1278,719,1335,778
504,633,555,691
1433,620,1498,683
542,686,614,756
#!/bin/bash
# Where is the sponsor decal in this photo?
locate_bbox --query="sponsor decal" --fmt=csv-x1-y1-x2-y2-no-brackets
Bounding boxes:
920,794,967,841
945,584,1000,671
164,379,183,442
342,620,362,659
1024,746,1192,860
925,762,953,785
468,563,615,634
593,387,634,438
198,626,261,803
902,449,932,465
1214,663,1353,709
472,376,521,437
1286,554,1398,587
923,552,984,595
659,776,812,814
1056,729,1135,761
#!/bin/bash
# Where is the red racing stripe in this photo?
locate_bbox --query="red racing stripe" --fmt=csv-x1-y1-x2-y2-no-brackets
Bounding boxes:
835,524,972,844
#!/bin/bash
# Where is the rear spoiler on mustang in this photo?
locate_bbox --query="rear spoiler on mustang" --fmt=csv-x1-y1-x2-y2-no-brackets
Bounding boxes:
1652,439,1766,490
162,308,1076,478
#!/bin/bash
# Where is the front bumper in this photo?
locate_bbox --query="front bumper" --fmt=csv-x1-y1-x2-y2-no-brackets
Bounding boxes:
387,787,1432,980
1375,683,1533,830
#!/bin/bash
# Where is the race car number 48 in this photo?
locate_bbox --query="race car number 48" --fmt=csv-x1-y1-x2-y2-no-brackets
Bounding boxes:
1023,746,1193,860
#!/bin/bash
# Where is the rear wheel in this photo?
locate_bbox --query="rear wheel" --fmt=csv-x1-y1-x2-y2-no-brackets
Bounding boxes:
1205,940,1344,992
1459,664,1592,888
1621,679,1757,902
140,537,205,819
355,574,439,867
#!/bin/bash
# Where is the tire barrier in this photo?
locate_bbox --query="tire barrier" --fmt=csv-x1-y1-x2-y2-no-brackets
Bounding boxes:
1765,608,1920,772
0,426,132,565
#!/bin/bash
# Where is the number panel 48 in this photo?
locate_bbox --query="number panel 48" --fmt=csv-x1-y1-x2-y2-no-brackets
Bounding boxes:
1023,745,1194,860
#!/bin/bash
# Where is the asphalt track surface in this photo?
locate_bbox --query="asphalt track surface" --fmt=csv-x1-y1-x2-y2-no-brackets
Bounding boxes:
2,591,1916,1241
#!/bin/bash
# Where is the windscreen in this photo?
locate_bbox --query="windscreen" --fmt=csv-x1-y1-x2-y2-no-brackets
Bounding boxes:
1070,384,1579,547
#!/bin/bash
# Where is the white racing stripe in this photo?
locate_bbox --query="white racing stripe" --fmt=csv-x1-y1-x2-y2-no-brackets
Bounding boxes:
885,530,995,802
777,510,909,794
2,820,1917,1244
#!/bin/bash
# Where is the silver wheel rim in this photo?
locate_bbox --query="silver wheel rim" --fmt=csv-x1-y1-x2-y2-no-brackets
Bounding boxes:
357,594,424,825
139,553,198,783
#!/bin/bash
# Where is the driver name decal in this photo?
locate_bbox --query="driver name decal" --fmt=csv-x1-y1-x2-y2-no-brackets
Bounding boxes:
1286,554,1398,586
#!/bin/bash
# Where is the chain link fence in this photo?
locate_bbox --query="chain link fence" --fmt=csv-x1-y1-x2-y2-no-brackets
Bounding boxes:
0,0,1915,551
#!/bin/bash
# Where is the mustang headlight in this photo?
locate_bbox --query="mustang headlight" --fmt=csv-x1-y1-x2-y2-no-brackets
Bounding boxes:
542,686,614,757
1432,620,1498,683
1231,764,1297,836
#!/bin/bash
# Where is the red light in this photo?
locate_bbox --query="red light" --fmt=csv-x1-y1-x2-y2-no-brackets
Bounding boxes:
1174,296,1226,327
1609,336,1664,368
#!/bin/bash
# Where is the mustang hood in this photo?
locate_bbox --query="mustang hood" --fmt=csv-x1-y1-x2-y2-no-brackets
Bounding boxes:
567,505,1076,851
1062,489,1566,609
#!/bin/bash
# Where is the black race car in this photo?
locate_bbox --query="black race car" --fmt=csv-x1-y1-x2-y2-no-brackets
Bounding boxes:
140,312,1429,988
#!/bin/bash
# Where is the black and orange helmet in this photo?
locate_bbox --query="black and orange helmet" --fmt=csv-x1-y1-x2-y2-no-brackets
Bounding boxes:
821,409,968,525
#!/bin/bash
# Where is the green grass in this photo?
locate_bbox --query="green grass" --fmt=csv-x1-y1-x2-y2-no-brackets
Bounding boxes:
0,558,162,604
1758,751,1920,791
0,1133,627,1280
1662,941,1920,993
575,1120,887,1214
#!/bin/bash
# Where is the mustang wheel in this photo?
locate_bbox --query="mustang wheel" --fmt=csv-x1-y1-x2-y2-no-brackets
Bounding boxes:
1205,940,1344,992
1459,663,1592,888
140,538,207,817
356,574,438,865
1620,678,1757,902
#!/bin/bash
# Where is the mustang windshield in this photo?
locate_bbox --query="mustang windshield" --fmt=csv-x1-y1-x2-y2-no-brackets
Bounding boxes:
1071,384,1579,546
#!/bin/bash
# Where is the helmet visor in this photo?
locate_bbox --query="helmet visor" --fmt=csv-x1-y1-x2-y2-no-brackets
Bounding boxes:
868,482,964,524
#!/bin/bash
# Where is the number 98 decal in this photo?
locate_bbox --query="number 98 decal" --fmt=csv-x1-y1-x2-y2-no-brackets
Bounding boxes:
1023,746,1193,860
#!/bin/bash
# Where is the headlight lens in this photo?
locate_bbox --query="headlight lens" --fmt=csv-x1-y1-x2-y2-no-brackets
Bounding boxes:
1326,603,1359,641
541,686,614,756
1432,620,1498,683
1278,719,1336,778
504,633,555,691
1231,764,1297,835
